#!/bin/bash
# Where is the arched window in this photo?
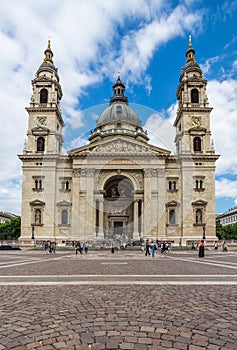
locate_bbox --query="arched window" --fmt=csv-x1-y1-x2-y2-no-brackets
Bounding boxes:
40,89,48,104
65,181,69,190
169,181,177,191
61,181,65,190
39,179,42,189
35,209,41,225
191,88,199,103
37,137,45,152
169,209,176,224
196,209,202,224
35,180,38,189
200,180,203,189
62,209,68,225
193,137,201,152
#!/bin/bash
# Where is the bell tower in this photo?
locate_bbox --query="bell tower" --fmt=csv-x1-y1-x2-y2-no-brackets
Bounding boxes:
173,37,219,242
19,41,65,244
174,36,213,156
25,40,64,155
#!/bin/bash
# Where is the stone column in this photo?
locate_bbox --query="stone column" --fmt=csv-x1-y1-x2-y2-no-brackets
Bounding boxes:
86,169,96,237
133,199,139,240
140,200,144,237
143,169,151,236
98,199,104,238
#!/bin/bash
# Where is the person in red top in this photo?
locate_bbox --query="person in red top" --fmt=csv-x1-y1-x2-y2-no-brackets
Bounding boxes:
198,239,205,257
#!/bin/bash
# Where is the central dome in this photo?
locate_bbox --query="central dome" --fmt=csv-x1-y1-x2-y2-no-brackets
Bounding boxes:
89,74,149,144
96,74,141,128
96,102,141,128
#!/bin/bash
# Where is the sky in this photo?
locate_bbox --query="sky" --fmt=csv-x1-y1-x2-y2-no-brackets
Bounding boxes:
0,0,237,216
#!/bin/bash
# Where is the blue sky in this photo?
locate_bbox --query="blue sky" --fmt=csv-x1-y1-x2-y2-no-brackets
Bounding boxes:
0,0,237,215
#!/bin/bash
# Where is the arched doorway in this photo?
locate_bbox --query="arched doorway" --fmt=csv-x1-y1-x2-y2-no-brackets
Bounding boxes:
103,176,134,239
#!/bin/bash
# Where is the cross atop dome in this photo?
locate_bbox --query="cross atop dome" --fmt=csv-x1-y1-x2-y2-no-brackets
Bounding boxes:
43,39,54,64
186,35,196,64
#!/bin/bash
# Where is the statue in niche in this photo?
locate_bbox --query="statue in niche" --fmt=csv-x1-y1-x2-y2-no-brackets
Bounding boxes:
120,187,126,197
111,186,118,197
35,209,41,225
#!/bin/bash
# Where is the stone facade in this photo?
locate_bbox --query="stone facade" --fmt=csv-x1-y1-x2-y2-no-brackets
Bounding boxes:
18,39,219,246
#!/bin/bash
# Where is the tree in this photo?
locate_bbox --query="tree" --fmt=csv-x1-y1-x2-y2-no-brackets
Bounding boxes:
216,220,225,239
216,220,237,240
0,217,21,240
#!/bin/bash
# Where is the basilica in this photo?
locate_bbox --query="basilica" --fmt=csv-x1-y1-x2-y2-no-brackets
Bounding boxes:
19,39,219,246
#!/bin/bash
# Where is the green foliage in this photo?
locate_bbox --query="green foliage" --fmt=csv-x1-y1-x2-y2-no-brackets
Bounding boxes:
0,217,21,240
216,220,237,240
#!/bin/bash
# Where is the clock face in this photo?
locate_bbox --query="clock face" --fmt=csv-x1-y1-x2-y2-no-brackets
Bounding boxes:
192,117,200,126
37,117,46,126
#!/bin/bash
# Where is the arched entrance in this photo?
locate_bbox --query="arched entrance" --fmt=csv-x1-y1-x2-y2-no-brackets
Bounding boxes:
103,176,134,239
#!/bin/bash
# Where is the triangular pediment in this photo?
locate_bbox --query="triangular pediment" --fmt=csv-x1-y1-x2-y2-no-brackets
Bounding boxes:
32,126,50,136
189,126,206,133
29,199,45,206
56,200,72,207
192,200,207,206
68,136,170,157
166,200,180,207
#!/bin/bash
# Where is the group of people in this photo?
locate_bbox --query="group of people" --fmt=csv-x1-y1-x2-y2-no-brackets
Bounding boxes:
43,241,56,254
144,239,171,257
75,241,89,255
198,240,228,258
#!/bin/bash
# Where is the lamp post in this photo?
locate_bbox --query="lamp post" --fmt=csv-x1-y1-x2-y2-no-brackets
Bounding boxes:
31,225,35,245
203,225,206,240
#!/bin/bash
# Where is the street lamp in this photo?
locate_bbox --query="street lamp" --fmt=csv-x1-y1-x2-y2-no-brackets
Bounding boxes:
31,225,35,240
203,225,206,240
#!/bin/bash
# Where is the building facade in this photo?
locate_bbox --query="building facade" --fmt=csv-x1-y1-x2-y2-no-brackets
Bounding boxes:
19,39,219,246
217,207,237,227
0,212,19,225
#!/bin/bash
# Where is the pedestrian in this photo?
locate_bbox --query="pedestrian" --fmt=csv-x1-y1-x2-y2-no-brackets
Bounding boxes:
75,241,83,255
191,242,195,250
111,244,115,253
48,241,52,254
150,240,156,257
214,241,218,250
44,241,49,254
222,241,228,252
84,242,89,254
145,239,150,256
198,239,205,257
160,242,165,253
51,241,56,254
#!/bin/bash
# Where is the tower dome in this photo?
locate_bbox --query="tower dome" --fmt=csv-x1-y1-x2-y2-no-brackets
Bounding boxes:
37,39,58,74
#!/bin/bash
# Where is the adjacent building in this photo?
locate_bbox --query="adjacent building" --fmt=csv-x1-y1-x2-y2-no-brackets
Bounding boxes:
0,212,19,225
18,38,219,246
216,207,237,227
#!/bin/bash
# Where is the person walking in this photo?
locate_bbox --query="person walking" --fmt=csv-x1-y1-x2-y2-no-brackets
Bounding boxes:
198,239,205,258
84,242,89,254
145,239,150,256
150,240,156,257
51,241,56,254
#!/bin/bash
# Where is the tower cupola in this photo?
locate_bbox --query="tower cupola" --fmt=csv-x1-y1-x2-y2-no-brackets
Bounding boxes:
109,72,128,105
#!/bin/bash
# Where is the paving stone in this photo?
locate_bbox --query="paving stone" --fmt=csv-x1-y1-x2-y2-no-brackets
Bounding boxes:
0,251,237,350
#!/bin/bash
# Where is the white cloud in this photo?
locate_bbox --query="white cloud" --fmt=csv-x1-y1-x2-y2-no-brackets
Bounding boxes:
144,103,176,152
216,178,237,199
1,0,233,215
208,79,237,175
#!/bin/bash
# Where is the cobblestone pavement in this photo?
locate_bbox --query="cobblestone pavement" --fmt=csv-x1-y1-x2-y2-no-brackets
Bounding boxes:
0,250,237,349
